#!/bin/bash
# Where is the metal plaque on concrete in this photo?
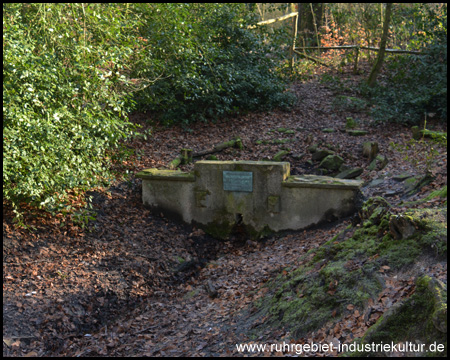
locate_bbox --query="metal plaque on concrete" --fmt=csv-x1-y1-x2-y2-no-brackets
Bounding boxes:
223,171,253,192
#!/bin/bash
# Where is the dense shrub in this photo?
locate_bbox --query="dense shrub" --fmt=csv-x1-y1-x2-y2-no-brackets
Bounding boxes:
3,4,138,216
129,3,294,125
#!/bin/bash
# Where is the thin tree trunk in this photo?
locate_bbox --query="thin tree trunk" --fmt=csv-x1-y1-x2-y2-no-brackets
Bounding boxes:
367,3,392,87
289,4,298,70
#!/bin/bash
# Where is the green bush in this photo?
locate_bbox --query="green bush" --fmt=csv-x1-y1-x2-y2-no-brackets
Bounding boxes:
130,4,294,125
3,4,138,217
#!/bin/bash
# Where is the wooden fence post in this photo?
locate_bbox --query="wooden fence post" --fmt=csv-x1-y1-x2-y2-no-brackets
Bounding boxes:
353,46,360,74
290,13,298,71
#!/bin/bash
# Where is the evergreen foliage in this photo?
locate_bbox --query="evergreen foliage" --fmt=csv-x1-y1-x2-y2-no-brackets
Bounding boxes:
130,4,294,125
3,4,138,217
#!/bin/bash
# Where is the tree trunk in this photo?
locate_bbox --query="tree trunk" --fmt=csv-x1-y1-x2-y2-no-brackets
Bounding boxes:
298,3,323,46
367,3,392,87
289,4,298,69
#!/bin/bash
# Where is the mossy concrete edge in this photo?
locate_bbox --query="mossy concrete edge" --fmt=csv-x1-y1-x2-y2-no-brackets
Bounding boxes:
136,168,195,181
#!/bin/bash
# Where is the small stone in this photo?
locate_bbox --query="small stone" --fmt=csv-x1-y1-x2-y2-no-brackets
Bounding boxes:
362,142,379,161
205,281,218,299
292,153,306,161
307,144,318,153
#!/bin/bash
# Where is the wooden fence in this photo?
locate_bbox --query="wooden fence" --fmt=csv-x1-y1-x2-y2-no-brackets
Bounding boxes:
294,45,426,73
250,11,427,73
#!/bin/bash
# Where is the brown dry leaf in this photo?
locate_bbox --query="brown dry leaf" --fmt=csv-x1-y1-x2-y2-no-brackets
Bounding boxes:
24,351,38,357
3,337,14,347
370,312,382,322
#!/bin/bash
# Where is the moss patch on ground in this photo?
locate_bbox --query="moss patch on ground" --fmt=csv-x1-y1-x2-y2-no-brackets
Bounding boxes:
247,197,447,341
351,275,447,357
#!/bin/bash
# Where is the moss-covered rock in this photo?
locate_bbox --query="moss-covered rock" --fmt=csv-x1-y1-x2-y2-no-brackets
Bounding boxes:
273,150,290,162
245,197,447,343
319,155,344,171
345,117,358,129
273,127,295,134
354,275,447,357
359,196,391,224
312,149,335,162
336,167,364,179
367,154,388,171
403,172,436,196
389,214,417,239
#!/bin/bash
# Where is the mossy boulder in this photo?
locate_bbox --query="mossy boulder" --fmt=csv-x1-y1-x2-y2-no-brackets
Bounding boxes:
389,214,417,239
319,155,344,171
359,196,391,224
312,149,335,162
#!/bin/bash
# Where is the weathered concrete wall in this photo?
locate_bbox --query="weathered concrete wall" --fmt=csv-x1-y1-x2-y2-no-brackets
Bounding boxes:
136,161,363,239
138,168,195,223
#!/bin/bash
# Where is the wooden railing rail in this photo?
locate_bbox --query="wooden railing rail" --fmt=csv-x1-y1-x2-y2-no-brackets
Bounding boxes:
294,45,426,72
248,11,426,73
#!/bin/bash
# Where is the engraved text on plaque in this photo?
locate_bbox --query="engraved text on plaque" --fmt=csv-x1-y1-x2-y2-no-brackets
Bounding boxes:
223,171,253,192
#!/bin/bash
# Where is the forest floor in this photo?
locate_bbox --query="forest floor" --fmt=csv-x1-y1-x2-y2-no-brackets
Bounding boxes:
3,66,447,357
